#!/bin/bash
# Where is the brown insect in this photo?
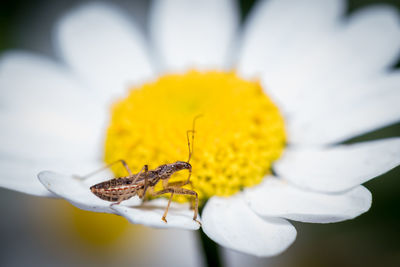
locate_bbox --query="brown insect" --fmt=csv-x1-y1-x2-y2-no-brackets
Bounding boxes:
87,116,202,224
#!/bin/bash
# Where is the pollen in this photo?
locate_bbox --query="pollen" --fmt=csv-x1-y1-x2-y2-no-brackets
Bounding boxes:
104,70,286,204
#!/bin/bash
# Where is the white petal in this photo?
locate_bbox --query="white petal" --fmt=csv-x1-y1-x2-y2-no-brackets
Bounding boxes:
0,110,101,162
0,51,100,118
150,0,239,72
38,171,141,213
300,5,400,87
202,195,296,257
0,158,102,197
0,52,104,162
237,0,344,112
238,0,344,77
112,198,200,230
275,138,400,192
288,72,400,145
284,5,400,118
245,177,371,223
343,5,400,71
55,3,154,103
0,160,55,197
239,3,400,119
0,51,105,196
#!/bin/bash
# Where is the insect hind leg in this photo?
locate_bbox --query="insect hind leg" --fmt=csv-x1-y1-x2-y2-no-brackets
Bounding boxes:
75,159,133,180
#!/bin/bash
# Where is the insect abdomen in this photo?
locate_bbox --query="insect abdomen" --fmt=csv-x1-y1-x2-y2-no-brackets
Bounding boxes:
90,178,140,202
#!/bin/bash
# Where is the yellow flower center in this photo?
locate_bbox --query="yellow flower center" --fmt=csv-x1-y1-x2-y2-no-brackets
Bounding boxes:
104,70,286,204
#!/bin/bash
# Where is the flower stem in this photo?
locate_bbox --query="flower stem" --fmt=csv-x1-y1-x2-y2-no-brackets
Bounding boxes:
198,229,224,267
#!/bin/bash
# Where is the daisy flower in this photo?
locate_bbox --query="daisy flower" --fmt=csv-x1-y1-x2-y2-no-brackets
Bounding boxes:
1,0,400,258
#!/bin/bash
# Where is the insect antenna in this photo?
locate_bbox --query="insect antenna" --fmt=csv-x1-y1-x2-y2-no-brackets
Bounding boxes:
186,114,203,163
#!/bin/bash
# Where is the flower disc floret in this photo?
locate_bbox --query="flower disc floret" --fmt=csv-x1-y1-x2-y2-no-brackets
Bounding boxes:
105,70,286,203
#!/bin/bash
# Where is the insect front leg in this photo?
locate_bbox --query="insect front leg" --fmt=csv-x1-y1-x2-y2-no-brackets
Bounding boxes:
185,168,192,185
151,187,200,225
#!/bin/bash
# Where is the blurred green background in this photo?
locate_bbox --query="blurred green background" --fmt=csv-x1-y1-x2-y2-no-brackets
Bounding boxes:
0,0,399,266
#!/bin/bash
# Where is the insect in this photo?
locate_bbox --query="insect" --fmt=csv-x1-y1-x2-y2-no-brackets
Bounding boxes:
87,116,202,224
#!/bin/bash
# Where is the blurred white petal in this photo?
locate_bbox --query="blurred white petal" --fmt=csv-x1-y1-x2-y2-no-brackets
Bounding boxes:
0,52,104,196
0,51,93,112
150,0,239,72
288,71,400,145
0,51,104,162
274,138,400,192
0,109,102,162
245,177,371,223
237,0,345,112
0,160,55,197
240,2,400,120
284,5,400,115
238,0,344,76
55,2,155,103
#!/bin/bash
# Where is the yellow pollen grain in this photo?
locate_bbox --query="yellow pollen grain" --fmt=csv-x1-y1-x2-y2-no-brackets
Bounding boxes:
104,70,286,204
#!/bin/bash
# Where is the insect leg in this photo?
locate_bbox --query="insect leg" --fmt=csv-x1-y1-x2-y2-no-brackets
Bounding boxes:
185,167,192,185
131,164,148,184
138,165,150,199
77,159,133,180
166,180,192,188
151,187,200,224
142,186,154,202
150,187,174,223
166,180,195,210
176,188,199,223
165,179,195,209
164,191,174,223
